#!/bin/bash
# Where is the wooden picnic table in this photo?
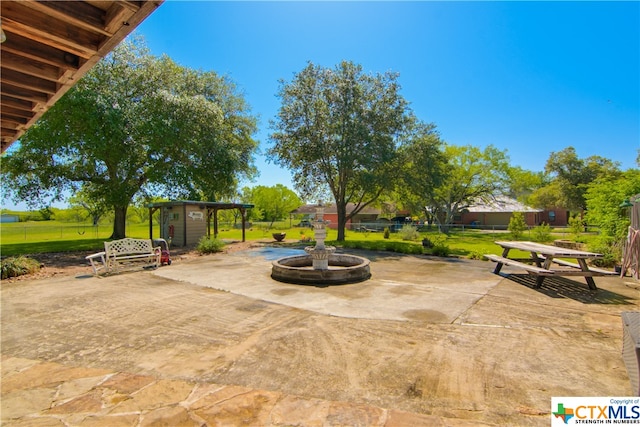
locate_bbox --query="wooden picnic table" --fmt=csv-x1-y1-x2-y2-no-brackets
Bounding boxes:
484,240,616,290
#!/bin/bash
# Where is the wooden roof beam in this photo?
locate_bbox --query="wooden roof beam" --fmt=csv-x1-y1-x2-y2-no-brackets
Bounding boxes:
2,128,20,139
1,68,59,95
2,116,29,128
1,3,101,59
1,106,33,120
104,2,138,34
0,96,35,113
1,51,64,83
1,31,80,71
0,84,50,105
20,0,115,37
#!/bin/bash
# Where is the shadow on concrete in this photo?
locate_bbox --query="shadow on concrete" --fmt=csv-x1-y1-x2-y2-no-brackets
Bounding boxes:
505,273,636,305
335,249,470,264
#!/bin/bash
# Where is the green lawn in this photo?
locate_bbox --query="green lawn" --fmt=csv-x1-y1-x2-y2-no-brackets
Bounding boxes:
0,219,594,259
0,221,151,256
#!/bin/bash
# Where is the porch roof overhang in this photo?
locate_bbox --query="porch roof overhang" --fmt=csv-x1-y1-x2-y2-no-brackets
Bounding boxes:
1,0,163,152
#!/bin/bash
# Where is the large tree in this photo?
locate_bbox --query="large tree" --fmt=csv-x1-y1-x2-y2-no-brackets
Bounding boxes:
585,169,640,241
248,184,301,227
396,124,447,217
541,146,620,212
423,144,511,232
2,38,258,239
68,186,108,226
505,166,547,202
268,61,412,240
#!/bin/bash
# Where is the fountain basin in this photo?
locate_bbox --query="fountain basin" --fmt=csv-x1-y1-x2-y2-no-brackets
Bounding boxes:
271,253,371,285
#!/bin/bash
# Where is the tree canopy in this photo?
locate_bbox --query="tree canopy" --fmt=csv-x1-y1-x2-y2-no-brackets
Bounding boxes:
585,169,640,241
535,146,621,212
396,124,447,217
246,185,301,226
2,38,259,239
420,144,511,231
268,61,413,240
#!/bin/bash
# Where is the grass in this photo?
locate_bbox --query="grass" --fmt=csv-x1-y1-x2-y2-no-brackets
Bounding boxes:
1,239,106,257
0,221,152,256
0,219,599,260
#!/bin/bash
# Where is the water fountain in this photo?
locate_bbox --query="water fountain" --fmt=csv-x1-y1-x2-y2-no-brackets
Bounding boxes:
271,203,371,285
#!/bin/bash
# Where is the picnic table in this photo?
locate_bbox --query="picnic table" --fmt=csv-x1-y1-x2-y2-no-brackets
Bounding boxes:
484,240,616,290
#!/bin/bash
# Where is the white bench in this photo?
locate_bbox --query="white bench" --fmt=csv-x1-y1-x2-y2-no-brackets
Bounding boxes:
86,238,160,275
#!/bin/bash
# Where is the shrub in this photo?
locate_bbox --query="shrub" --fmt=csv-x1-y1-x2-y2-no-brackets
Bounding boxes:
531,222,551,242
384,241,423,254
1,256,41,279
425,234,450,257
399,224,420,241
431,244,451,257
508,212,526,240
383,227,390,239
568,214,584,238
589,237,622,268
328,239,423,255
197,236,226,254
421,237,434,248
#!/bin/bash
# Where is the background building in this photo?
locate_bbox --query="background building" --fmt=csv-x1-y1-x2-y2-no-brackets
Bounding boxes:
456,196,567,228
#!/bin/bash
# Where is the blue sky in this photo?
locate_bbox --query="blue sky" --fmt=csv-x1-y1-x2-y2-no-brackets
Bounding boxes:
3,1,639,210
135,0,639,190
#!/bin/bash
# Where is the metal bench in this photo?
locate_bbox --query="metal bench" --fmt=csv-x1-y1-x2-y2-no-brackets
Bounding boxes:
86,238,160,275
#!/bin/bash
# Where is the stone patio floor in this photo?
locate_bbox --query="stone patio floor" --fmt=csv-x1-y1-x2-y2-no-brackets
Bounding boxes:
2,246,639,426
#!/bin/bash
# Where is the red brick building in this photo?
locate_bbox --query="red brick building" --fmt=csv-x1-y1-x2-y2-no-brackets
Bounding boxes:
456,196,568,227
291,203,380,230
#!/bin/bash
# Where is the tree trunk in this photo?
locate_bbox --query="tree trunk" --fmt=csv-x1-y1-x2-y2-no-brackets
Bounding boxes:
439,208,454,234
110,205,128,239
336,202,347,241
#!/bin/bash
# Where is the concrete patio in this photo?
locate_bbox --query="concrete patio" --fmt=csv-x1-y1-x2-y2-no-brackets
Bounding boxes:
2,245,638,426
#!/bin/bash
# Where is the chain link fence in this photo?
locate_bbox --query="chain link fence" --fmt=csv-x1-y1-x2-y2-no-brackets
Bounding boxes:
1,223,149,242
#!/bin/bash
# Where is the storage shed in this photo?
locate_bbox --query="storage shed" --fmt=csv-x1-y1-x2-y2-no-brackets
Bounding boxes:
147,201,253,247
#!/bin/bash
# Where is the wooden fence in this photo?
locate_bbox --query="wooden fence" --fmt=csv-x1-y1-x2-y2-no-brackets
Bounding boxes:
621,227,640,280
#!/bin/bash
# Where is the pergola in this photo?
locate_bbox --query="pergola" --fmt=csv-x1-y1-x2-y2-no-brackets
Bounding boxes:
1,0,163,152
147,201,254,244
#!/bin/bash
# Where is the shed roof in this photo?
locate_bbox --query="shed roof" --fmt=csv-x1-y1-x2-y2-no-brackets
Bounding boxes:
148,201,254,210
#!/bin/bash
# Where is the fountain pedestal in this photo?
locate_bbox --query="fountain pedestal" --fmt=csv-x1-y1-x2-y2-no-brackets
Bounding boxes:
304,205,335,270
304,247,334,270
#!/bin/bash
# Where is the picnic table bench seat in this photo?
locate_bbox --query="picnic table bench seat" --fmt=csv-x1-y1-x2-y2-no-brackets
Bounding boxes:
86,238,161,275
537,255,617,276
483,254,554,275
